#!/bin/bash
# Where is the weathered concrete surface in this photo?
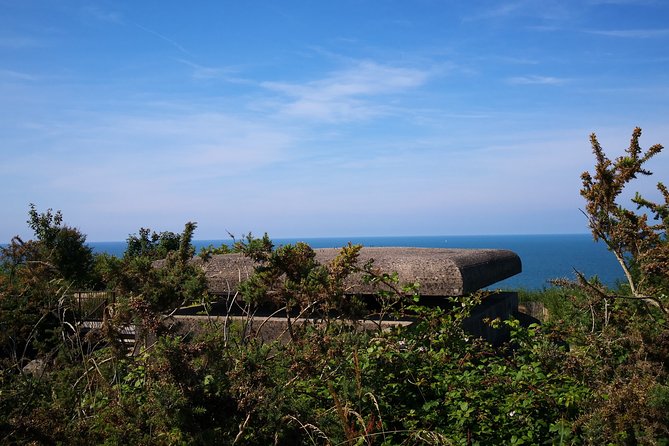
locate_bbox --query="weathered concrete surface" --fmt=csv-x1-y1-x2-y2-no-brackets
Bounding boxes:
199,247,521,297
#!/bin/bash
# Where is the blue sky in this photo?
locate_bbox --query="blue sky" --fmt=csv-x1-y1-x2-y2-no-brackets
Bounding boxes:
2,0,669,242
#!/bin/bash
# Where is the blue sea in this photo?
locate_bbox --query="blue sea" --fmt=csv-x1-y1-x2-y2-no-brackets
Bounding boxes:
90,234,625,291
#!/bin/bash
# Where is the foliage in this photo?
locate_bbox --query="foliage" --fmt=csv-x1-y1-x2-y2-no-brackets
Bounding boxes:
579,127,668,310
124,227,183,261
20,203,95,286
0,205,95,367
236,237,369,340
96,221,208,317
546,128,669,443
0,219,592,445
198,242,233,261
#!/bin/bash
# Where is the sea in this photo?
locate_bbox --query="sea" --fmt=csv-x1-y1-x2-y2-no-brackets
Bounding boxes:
89,234,625,291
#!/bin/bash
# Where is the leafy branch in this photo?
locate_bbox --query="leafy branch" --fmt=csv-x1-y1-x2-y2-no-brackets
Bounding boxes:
579,127,668,313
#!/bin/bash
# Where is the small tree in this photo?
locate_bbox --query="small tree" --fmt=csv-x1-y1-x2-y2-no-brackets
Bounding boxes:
579,127,668,314
124,227,182,261
558,128,669,443
236,235,366,341
26,203,95,287
0,205,95,364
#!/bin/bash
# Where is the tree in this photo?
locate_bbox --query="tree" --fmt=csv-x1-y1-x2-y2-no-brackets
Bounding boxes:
0,204,96,365
555,128,669,442
579,127,668,314
25,203,95,287
124,227,181,260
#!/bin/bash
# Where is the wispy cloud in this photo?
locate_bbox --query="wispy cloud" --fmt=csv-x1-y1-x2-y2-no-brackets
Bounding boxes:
82,6,123,24
261,61,429,122
0,69,38,81
586,28,669,38
176,59,250,83
0,35,44,49
134,24,193,57
1,109,298,221
475,55,540,65
526,25,562,32
506,75,569,85
81,4,196,60
463,0,572,22
464,2,526,21
81,6,195,61
587,0,658,4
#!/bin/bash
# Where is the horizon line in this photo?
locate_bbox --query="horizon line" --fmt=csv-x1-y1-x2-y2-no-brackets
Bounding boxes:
85,232,593,244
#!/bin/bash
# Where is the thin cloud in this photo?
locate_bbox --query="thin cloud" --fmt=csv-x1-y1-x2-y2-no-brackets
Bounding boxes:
475,55,540,65
82,6,196,59
82,6,123,24
0,36,44,49
134,23,193,57
261,61,429,122
464,2,526,21
586,28,669,38
463,0,572,22
1,110,298,220
176,59,250,83
586,85,669,96
526,25,562,32
0,69,38,81
587,0,658,4
507,75,568,85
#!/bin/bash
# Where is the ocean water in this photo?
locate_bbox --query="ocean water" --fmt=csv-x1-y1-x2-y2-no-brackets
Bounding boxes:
90,234,625,290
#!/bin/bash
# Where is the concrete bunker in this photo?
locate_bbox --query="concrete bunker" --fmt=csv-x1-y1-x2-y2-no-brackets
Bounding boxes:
187,247,523,345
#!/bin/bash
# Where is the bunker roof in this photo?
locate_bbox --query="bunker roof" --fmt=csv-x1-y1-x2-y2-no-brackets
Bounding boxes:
199,247,521,297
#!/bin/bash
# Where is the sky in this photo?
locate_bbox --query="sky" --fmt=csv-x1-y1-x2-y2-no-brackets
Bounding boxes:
2,0,669,242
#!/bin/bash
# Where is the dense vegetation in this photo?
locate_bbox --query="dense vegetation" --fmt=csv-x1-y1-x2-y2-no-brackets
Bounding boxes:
1,129,668,444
